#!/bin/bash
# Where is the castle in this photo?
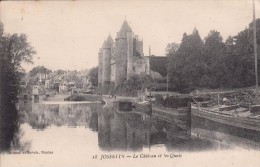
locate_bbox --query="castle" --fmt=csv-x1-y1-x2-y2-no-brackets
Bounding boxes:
98,20,167,91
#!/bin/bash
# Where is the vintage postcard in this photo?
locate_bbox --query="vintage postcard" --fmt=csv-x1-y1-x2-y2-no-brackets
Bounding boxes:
0,0,260,167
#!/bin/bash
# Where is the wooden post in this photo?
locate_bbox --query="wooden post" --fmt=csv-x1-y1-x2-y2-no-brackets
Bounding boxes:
186,102,191,137
218,93,220,106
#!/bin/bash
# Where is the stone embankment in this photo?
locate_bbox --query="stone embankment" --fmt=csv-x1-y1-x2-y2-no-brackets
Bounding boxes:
64,94,103,102
64,94,137,104
102,95,137,105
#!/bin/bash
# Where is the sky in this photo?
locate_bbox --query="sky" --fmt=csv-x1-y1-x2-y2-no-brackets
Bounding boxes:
1,0,260,72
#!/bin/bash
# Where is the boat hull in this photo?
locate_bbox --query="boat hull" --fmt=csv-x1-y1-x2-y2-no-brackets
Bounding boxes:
191,107,260,147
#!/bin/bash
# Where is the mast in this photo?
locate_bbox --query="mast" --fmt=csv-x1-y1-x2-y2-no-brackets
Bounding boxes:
149,45,151,56
167,73,169,92
253,0,258,101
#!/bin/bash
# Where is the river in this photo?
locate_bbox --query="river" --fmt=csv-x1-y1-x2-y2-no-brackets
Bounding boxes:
1,95,259,167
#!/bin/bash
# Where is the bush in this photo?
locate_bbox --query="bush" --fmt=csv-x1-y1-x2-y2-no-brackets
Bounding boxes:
115,73,153,97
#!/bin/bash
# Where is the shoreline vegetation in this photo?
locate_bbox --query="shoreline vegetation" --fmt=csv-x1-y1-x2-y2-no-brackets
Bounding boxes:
64,93,137,104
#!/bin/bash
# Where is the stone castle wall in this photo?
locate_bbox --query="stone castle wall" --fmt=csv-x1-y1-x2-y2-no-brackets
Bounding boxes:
110,44,116,84
102,47,111,85
132,56,150,75
98,49,103,87
115,38,128,87
134,38,143,57
127,32,134,80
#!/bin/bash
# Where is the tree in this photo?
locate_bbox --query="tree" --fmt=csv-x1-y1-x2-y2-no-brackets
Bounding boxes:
56,69,66,75
221,19,260,88
88,66,98,87
165,42,179,56
115,73,153,96
29,66,51,77
1,22,36,102
167,28,205,93
0,21,36,151
166,19,260,92
202,30,225,88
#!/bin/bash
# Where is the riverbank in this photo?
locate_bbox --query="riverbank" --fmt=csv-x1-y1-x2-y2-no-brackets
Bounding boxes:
64,94,103,102
64,94,139,108
45,94,70,101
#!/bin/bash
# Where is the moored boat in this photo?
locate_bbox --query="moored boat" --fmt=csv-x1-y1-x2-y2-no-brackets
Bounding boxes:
191,101,260,147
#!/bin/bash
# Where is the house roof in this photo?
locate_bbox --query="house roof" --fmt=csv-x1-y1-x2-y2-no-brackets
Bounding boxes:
102,40,107,48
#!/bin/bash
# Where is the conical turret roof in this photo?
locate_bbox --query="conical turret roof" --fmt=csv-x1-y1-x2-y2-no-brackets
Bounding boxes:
107,35,114,45
102,40,108,48
117,20,132,38
102,35,114,49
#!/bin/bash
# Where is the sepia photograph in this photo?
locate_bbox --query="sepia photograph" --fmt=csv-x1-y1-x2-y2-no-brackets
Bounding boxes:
0,0,260,167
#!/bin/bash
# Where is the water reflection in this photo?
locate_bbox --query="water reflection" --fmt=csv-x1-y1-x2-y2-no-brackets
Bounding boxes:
0,102,29,153
6,100,225,153
18,101,99,130
98,105,151,151
98,104,222,152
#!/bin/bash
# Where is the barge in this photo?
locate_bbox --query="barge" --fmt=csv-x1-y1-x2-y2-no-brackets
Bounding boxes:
191,103,260,147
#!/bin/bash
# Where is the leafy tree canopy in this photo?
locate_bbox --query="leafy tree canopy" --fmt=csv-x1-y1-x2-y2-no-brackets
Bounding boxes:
29,66,51,77
0,21,36,151
166,19,260,93
1,21,36,102
87,66,98,87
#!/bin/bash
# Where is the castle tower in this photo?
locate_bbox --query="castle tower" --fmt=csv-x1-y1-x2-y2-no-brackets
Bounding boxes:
102,38,113,87
98,48,103,88
115,20,132,87
106,35,115,88
109,35,116,87
107,35,114,47
127,31,134,79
